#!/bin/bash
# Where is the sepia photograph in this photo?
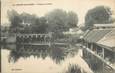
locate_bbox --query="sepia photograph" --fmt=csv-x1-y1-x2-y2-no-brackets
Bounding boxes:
1,0,115,73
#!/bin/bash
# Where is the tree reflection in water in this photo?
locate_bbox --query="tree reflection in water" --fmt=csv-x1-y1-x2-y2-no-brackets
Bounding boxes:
50,46,67,63
8,44,78,63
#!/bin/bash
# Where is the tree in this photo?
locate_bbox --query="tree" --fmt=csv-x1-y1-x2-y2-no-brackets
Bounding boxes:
45,9,78,39
32,17,48,33
45,9,78,32
7,10,22,33
20,13,39,33
67,11,78,28
8,9,78,34
20,12,39,26
84,6,114,30
45,9,68,32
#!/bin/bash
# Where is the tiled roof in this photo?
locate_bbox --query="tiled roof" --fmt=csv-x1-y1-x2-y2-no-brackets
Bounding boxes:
83,28,115,51
97,29,115,48
83,29,111,43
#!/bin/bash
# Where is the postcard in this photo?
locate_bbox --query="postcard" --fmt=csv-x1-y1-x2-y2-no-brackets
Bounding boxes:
1,0,115,73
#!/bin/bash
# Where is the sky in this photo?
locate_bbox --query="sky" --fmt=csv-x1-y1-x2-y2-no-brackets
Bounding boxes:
1,0,115,26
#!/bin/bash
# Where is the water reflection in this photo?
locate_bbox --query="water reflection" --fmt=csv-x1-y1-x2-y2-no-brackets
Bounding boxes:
6,44,78,64
1,44,93,73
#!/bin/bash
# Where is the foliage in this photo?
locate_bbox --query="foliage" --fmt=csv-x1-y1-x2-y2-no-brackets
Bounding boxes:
31,17,48,33
64,64,87,73
7,10,22,33
67,11,78,28
84,6,114,30
45,9,68,32
7,10,48,33
45,9,78,32
8,9,78,34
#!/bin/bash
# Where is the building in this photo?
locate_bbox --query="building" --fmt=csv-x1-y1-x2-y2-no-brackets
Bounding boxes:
82,24,115,73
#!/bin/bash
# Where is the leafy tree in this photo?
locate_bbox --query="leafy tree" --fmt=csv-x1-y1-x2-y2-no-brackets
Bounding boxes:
84,6,114,30
20,13,38,26
67,11,78,28
8,10,47,33
32,17,48,33
8,9,78,34
45,9,68,32
7,10,22,33
45,9,78,39
45,9,78,32
20,13,39,33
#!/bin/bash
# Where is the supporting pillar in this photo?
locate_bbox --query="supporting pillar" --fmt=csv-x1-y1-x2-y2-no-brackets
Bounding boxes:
102,48,105,73
91,43,93,50
86,42,89,48
102,48,105,59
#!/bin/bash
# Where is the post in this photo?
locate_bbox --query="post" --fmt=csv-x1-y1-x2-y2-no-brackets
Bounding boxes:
102,48,105,59
91,43,93,50
102,47,105,73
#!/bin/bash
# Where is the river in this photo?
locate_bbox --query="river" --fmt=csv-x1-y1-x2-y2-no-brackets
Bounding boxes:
1,44,93,73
